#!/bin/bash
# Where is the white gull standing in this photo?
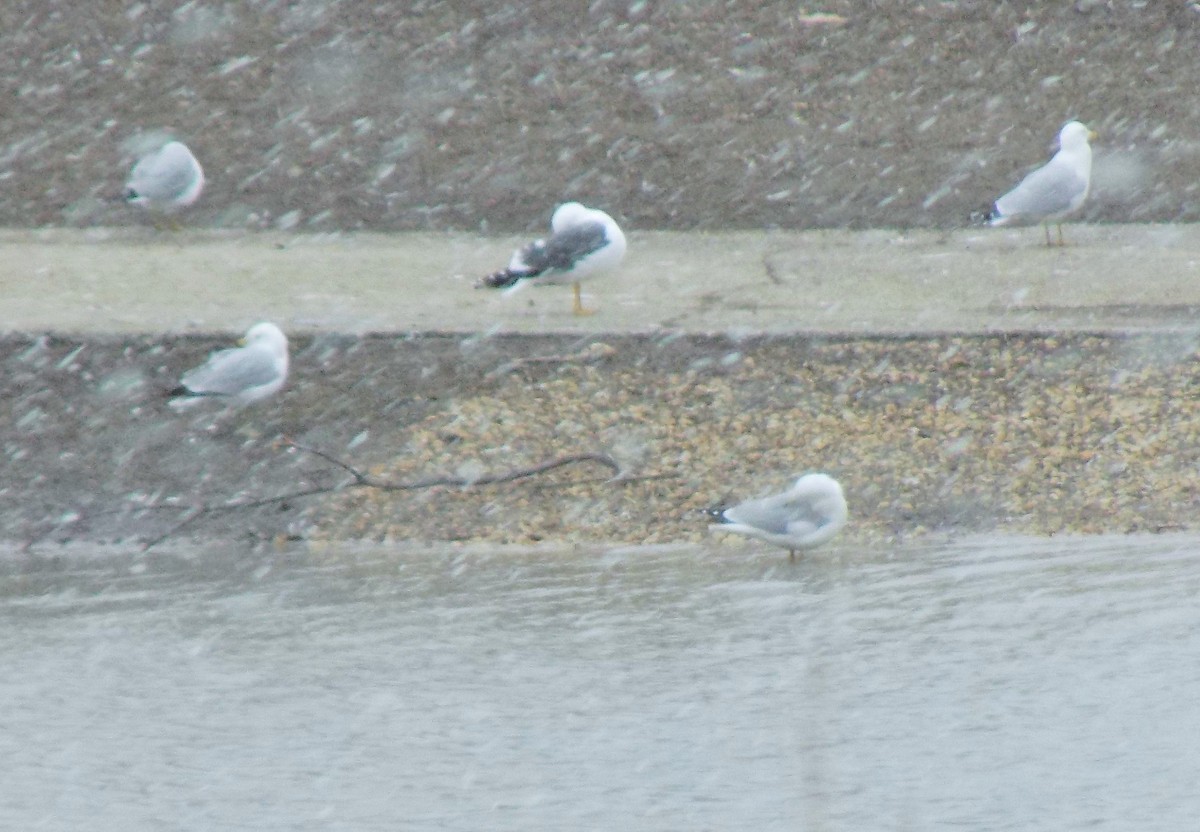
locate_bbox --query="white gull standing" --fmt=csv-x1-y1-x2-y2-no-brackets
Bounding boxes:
123,140,205,213
707,473,848,560
477,202,626,315
985,121,1096,247
169,322,289,410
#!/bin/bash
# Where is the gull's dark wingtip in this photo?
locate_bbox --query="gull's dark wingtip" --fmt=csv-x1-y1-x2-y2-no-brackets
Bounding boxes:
969,206,999,226
477,268,524,289
701,505,730,523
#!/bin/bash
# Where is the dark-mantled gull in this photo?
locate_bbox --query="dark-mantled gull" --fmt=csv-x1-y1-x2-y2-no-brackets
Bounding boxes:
985,121,1096,247
477,202,627,315
123,140,205,212
707,473,848,559
169,322,289,410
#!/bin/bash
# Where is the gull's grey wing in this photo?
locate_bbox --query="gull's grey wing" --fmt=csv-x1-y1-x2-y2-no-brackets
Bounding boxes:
181,346,279,395
723,491,825,535
128,146,195,202
995,158,1087,219
515,221,608,276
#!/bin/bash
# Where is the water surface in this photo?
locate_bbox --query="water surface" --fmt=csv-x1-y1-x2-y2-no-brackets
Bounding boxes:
2,535,1198,830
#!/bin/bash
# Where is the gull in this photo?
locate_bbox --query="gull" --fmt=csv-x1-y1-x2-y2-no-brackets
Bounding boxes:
123,140,205,215
477,202,626,315
707,473,848,559
168,322,289,410
985,121,1096,246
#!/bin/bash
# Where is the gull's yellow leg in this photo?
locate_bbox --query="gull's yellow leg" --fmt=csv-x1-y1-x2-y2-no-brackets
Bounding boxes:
1043,223,1053,247
572,282,596,316
1056,223,1065,247
150,213,183,233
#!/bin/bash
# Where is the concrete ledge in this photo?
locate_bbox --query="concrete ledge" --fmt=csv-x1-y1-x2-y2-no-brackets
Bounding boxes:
4,224,1200,336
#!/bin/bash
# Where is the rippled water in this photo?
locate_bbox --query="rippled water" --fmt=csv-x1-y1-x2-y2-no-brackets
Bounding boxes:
2,535,1198,831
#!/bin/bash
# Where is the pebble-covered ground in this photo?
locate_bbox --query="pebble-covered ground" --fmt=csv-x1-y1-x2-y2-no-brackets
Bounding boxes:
310,333,1200,547
8,331,1197,548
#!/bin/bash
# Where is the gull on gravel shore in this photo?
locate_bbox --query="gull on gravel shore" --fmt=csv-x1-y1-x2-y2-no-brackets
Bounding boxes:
984,121,1096,247
476,201,626,316
168,322,289,410
123,140,205,215
706,473,848,559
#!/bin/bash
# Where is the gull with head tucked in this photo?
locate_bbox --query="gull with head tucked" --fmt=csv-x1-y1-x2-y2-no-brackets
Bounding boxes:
984,120,1096,247
123,140,205,215
707,473,848,560
477,201,626,316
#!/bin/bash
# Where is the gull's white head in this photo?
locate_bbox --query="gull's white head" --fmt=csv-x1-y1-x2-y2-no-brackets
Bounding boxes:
794,472,848,523
550,201,592,232
1058,121,1094,152
242,322,288,357
795,472,845,499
